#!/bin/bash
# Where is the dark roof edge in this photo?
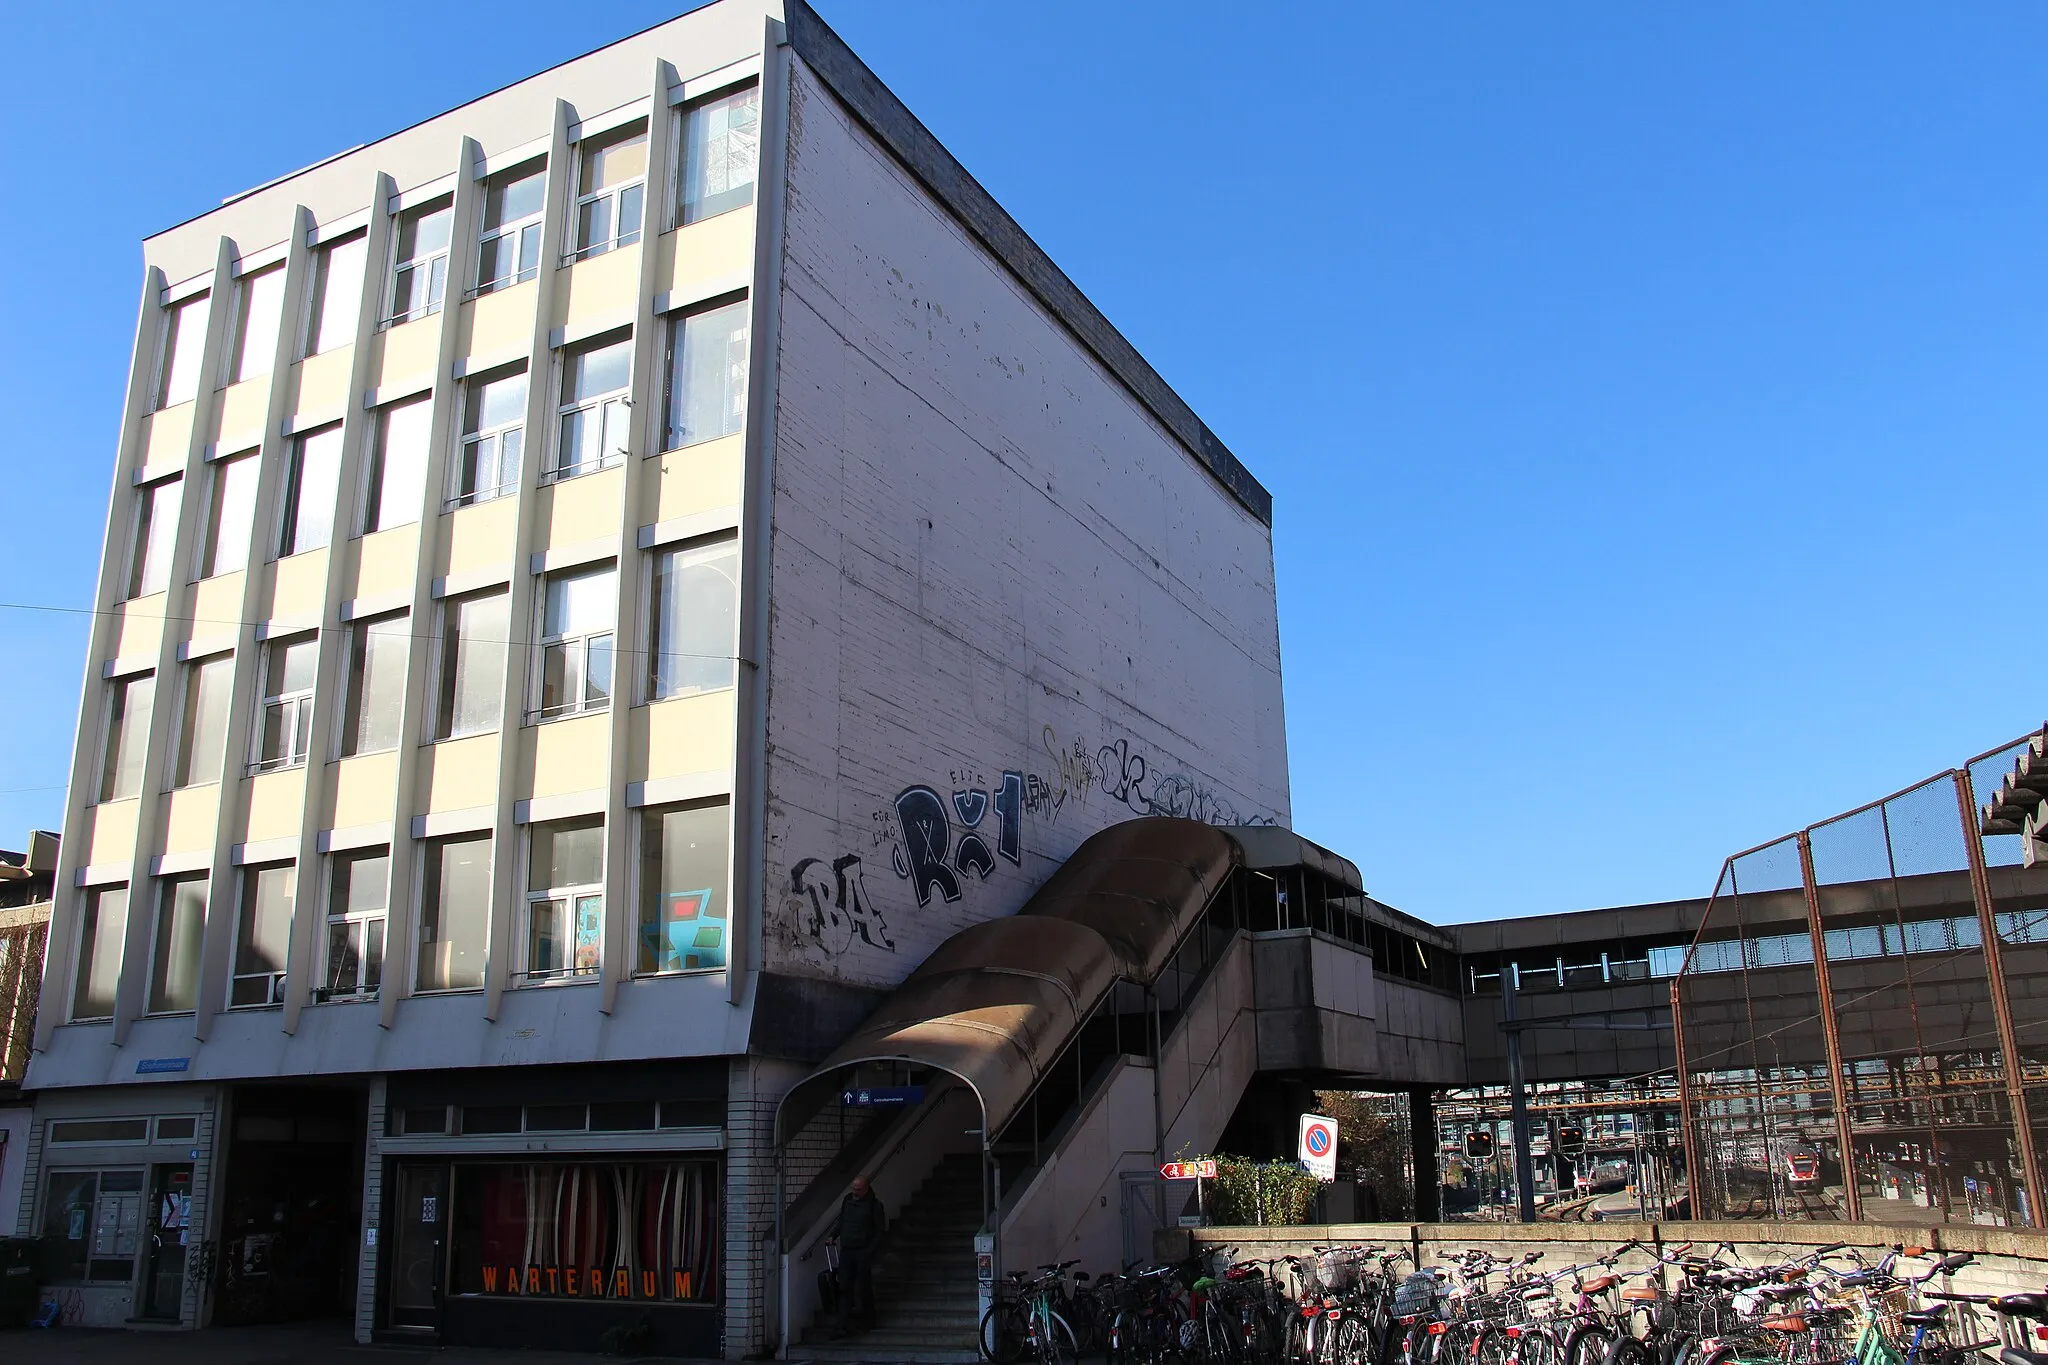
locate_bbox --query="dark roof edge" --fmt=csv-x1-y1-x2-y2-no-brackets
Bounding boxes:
784,1,1273,527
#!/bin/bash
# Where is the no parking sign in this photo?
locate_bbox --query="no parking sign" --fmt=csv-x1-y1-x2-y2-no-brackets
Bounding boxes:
1299,1113,1339,1181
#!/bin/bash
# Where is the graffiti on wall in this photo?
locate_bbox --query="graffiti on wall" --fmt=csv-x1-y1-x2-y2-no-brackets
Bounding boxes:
786,728,1271,957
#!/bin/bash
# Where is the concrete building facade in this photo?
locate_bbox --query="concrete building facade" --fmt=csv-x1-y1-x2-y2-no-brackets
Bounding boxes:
19,2,1287,1354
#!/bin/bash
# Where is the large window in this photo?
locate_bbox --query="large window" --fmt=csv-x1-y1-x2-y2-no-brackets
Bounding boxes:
637,801,730,974
522,817,603,984
388,196,454,325
73,885,128,1020
661,298,748,450
304,230,368,357
436,590,509,739
341,612,408,757
680,84,760,225
174,654,233,787
230,862,294,1007
448,1159,720,1303
99,673,155,803
363,395,431,533
647,538,738,700
199,450,259,578
154,291,210,410
452,365,527,508
279,424,343,557
126,474,183,600
418,833,490,993
148,874,207,1014
553,333,632,480
323,848,387,1000
535,564,615,720
225,263,287,384
253,635,316,772
43,1169,147,1284
475,159,546,296
570,121,647,261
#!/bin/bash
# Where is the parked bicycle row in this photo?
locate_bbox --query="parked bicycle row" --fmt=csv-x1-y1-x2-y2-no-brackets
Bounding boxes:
979,1237,2047,1365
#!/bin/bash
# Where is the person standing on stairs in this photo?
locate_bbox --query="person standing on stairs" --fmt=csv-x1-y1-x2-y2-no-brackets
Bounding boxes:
828,1175,888,1335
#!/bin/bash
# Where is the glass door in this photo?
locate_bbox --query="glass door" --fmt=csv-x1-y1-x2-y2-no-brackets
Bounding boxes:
387,1163,447,1330
141,1164,193,1321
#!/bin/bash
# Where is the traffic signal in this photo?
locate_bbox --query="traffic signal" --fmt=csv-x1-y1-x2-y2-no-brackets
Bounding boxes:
1465,1130,1495,1159
1559,1126,1585,1151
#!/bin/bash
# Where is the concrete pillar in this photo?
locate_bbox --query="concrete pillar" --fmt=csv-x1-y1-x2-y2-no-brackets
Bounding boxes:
1410,1087,1440,1222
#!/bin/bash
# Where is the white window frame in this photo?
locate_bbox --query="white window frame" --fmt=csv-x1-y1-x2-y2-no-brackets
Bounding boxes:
566,121,648,264
320,847,388,1002
198,449,259,579
433,589,510,741
383,195,454,328
676,81,761,228
471,159,548,298
172,652,233,789
549,334,632,483
125,473,183,600
519,819,603,986
152,291,210,412
251,635,317,774
98,672,154,804
302,229,369,359
222,262,287,386
338,611,410,759
531,564,616,722
146,874,207,1016
642,534,740,704
449,365,527,510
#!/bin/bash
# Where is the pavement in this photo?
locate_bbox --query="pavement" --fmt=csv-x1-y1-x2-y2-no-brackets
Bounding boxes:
0,1321,716,1365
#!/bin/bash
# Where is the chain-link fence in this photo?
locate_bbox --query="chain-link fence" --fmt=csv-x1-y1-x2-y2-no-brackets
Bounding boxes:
1674,731,2048,1226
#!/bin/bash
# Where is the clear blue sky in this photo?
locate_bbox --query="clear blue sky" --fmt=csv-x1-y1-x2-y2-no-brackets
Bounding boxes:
3,3,2043,922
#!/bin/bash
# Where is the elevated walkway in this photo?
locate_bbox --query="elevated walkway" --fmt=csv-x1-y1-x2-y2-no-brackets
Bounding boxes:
773,818,1463,1359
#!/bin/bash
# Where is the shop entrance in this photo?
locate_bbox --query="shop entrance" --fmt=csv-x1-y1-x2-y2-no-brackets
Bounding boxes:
386,1163,447,1333
212,1084,365,1325
140,1164,193,1320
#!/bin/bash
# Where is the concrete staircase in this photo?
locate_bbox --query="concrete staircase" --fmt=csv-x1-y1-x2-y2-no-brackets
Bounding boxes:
793,1152,984,1363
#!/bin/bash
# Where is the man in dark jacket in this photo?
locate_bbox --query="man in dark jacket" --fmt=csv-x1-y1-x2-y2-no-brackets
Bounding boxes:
829,1175,887,1332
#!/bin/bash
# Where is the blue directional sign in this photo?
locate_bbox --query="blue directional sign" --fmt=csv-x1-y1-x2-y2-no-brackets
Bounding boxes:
839,1085,926,1108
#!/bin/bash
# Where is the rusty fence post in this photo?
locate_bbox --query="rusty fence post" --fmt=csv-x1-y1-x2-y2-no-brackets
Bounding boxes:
1955,768,2042,1229
1797,831,1863,1221
1671,977,1702,1220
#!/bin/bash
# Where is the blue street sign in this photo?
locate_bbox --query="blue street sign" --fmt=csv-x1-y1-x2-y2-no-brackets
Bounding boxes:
137,1057,191,1074
840,1085,926,1108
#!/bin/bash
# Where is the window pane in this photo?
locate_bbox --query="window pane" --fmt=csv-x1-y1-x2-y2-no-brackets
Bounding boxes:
150,877,208,1013
396,199,453,264
128,476,183,598
232,863,294,1006
531,817,604,891
281,425,343,555
565,337,632,403
664,300,749,449
157,293,211,409
580,124,647,195
470,370,528,434
343,613,408,756
682,85,760,225
419,835,490,991
201,452,258,577
649,540,739,699
543,566,615,638
176,655,232,786
484,162,546,232
440,592,509,738
331,849,390,916
306,232,368,356
228,265,287,384
74,886,128,1019
637,802,730,973
273,637,317,696
365,397,431,532
390,200,453,321
101,674,155,802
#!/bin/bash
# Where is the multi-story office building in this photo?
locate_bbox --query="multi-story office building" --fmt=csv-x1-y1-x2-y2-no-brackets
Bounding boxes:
19,0,1288,1352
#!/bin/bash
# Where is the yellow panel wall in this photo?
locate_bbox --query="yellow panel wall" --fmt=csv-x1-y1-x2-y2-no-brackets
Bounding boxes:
460,282,538,372
161,786,222,855
528,714,611,798
441,500,517,578
375,314,442,394
268,548,330,620
648,433,744,524
214,378,271,450
290,347,354,423
111,603,166,665
188,573,245,641
660,207,756,301
535,467,624,550
637,691,737,782
351,525,421,601
556,246,642,334
424,734,500,813
243,769,307,843
138,404,196,474
332,751,400,829
87,800,140,868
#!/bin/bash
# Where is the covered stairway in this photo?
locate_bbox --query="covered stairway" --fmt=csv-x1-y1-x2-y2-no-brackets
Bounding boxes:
772,817,1462,1361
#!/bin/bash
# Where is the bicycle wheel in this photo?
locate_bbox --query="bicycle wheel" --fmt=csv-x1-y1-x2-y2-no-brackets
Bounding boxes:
1564,1325,1613,1365
1472,1327,1515,1365
983,1298,1029,1364
1047,1309,1077,1365
1514,1328,1561,1365
1605,1338,1658,1365
1334,1313,1374,1365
